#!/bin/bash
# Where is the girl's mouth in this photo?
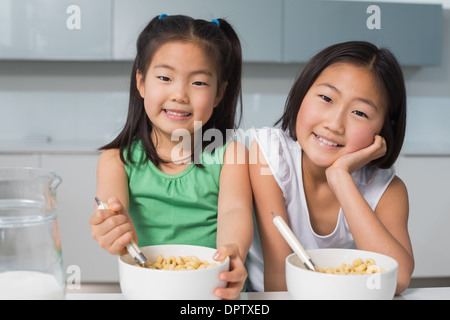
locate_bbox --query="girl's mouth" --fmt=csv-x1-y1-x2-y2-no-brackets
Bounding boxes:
313,133,344,147
164,109,192,119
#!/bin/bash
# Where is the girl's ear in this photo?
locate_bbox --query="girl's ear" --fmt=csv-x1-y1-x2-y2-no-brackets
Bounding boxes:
214,81,228,108
136,70,145,98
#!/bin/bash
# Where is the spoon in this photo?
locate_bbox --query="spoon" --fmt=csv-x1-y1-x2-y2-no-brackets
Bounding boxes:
95,197,150,268
272,212,316,271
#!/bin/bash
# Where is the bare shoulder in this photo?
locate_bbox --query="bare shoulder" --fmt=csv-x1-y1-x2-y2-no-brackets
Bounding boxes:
98,149,124,168
96,148,128,206
249,139,284,203
249,139,274,178
97,149,126,180
376,175,409,221
385,175,408,200
223,141,249,166
249,139,268,167
249,139,260,161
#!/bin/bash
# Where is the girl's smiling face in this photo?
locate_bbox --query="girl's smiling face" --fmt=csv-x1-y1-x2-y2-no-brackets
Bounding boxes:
137,41,224,143
296,62,386,168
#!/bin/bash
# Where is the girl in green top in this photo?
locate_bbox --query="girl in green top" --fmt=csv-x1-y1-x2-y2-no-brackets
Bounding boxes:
89,15,252,299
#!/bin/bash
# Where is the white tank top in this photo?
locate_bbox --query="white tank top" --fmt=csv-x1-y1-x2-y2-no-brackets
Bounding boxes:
245,128,395,292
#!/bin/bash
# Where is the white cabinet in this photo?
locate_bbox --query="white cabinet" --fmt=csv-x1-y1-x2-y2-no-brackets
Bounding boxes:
1,0,442,65
41,153,119,282
112,0,282,62
396,156,450,278
284,0,443,66
113,0,443,65
0,0,112,60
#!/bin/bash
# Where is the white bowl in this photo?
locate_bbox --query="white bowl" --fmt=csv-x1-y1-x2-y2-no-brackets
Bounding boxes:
119,244,229,300
286,248,398,300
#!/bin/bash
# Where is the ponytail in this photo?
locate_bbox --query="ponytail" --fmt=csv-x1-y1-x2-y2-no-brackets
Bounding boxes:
204,18,243,136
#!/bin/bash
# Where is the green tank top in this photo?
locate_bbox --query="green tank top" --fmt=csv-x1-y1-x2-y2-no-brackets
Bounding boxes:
124,140,226,249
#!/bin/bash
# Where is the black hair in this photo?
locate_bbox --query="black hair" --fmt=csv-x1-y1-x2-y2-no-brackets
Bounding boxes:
278,41,406,169
100,15,242,166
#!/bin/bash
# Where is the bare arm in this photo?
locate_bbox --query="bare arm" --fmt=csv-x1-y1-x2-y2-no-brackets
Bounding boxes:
249,140,292,291
215,142,253,299
89,149,137,255
326,136,414,294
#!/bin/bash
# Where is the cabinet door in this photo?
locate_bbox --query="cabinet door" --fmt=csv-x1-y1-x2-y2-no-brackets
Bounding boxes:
284,0,442,66
112,0,282,62
204,0,283,62
0,0,112,60
396,156,450,277
41,153,119,283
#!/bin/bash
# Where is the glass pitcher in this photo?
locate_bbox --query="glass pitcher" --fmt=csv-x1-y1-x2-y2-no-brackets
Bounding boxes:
0,167,64,300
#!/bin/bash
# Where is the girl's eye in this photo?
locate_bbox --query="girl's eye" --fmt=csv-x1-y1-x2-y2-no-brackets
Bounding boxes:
158,76,171,82
352,110,368,118
193,81,207,86
320,95,333,103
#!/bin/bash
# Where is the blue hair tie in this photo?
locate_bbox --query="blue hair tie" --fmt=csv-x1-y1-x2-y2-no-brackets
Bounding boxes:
211,19,220,27
159,13,167,20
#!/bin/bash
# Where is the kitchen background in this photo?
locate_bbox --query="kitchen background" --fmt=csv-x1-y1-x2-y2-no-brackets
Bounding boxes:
0,0,449,289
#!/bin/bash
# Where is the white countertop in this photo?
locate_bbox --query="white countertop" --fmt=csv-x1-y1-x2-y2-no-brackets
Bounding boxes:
0,140,104,154
402,143,450,156
66,287,450,300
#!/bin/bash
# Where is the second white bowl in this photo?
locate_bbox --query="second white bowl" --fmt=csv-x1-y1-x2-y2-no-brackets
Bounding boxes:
286,248,398,300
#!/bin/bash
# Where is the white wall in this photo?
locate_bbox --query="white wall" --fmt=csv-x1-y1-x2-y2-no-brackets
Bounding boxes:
1,7,450,153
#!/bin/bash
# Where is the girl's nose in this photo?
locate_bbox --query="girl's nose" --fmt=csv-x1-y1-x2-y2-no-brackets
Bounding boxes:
170,84,189,104
323,107,345,135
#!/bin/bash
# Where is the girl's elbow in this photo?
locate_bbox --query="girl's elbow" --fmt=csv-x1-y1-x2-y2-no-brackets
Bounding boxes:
395,278,410,296
395,259,415,296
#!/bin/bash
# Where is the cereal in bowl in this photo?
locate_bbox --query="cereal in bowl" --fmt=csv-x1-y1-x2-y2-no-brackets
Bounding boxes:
317,258,385,275
136,254,218,271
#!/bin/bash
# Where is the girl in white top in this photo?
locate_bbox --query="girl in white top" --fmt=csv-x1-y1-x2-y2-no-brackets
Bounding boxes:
247,41,414,295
